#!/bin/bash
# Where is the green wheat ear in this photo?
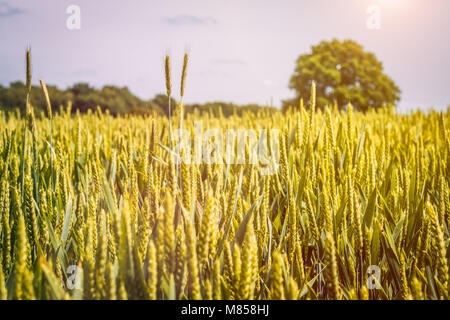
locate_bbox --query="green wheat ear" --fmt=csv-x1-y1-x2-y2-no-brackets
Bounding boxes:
26,47,32,95
21,47,32,202
310,80,316,110
178,53,189,188
165,55,171,97
180,53,188,98
40,79,52,120
165,55,173,148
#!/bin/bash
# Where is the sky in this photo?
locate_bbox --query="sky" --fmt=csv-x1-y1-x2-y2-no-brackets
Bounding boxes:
0,0,449,111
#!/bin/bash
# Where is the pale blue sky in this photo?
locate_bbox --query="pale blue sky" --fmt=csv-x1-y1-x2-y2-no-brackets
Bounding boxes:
0,0,449,111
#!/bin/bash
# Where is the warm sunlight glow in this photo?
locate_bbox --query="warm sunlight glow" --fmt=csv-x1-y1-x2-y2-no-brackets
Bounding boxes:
378,0,408,9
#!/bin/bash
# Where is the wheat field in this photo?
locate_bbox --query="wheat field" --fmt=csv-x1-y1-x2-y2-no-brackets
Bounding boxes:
0,54,449,300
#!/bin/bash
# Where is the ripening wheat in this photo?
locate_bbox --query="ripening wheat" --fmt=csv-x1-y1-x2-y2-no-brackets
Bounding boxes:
0,52,449,300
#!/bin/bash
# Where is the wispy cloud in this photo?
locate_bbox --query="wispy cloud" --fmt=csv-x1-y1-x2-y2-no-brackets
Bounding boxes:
164,14,217,26
0,2,25,18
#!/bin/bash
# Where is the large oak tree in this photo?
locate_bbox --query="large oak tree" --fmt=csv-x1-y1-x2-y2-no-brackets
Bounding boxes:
284,39,401,111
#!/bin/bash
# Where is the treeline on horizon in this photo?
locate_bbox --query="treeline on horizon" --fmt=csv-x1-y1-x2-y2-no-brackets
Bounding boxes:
0,81,278,118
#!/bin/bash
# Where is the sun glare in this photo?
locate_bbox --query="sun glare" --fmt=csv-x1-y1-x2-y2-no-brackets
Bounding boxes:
378,0,407,9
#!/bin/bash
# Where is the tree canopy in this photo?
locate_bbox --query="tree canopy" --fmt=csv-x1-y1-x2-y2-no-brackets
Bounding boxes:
283,39,401,112
0,82,277,118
